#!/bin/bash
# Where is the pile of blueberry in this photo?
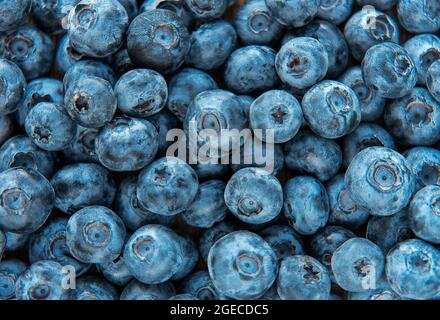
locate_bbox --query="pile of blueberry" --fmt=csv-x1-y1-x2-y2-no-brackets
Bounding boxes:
0,0,440,301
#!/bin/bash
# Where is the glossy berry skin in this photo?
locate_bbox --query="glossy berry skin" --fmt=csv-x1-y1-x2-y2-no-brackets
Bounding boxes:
0,0,31,32
0,259,27,300
384,87,440,146
225,45,279,94
137,157,198,216
0,25,54,80
66,0,128,58
367,209,414,253
123,224,183,284
97,255,133,287
332,237,385,292
140,0,193,29
54,35,83,76
225,168,283,225
208,231,278,300
0,59,26,115
183,0,227,21
344,8,399,62
186,20,237,71
25,102,76,151
403,34,440,86
95,116,159,172
62,126,99,163
283,176,329,235
317,0,353,25
284,131,343,182
397,0,440,34
0,167,54,233
326,175,370,230
260,225,304,260
28,218,90,276
346,147,415,216
250,90,302,143
404,147,440,192
277,255,331,300
64,76,117,128
74,276,118,300
166,68,218,122
181,271,221,300
16,260,72,300
120,280,175,300
63,60,116,92
148,110,179,155
356,0,397,10
409,186,440,244
127,9,190,74
51,163,116,214
283,20,349,79
302,81,361,139
362,43,417,99
234,0,283,45
17,77,63,127
182,180,227,228
265,0,320,28
276,37,328,91
115,69,167,118
32,0,79,35
66,206,126,264
386,239,440,300
342,123,395,167
199,221,235,263
338,66,386,122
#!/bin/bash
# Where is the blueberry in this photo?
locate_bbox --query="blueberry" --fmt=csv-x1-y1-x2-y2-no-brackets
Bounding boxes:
97,254,133,287
234,0,283,45
0,59,26,115
186,20,237,71
260,225,304,260
120,280,175,300
225,167,283,225
265,0,320,28
277,255,331,300
0,259,27,300
66,206,126,263
284,130,343,182
54,35,84,76
110,48,134,77
140,0,193,29
317,0,354,25
0,167,54,233
0,0,31,32
427,59,440,103
32,0,79,35
332,237,385,292
63,60,116,92
362,42,417,99
344,8,399,61
384,87,440,146
66,0,128,58
356,0,397,10
25,102,76,151
397,0,440,34
225,45,280,94
167,68,218,121
338,66,386,122
404,147,440,191
0,25,54,80
208,230,278,299
115,69,167,118
170,235,199,281
117,0,138,21
283,175,329,235
199,221,235,263
0,230,5,259
127,9,190,74
0,116,15,146
62,126,99,163
386,239,440,299
326,174,370,230
169,294,199,300
147,110,179,155
64,76,117,128
16,260,72,300
181,271,221,300
4,231,30,253
347,277,402,300
183,0,228,21
74,276,118,300
250,90,302,143
193,160,230,181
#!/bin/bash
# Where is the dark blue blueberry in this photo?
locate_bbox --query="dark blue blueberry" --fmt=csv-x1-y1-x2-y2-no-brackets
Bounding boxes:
0,25,54,80
0,167,54,233
427,59,440,103
127,9,190,74
332,237,385,292
117,0,138,21
140,0,194,29
64,76,117,128
397,0,440,34
63,60,116,92
404,147,440,192
277,255,331,300
344,8,399,61
0,0,31,32
362,42,417,99
284,130,343,182
386,239,440,299
317,0,354,25
169,294,199,300
181,271,221,300
260,225,304,260
208,230,278,299
66,206,126,263
74,276,118,300
0,259,27,300
55,35,84,76
147,110,179,155
97,254,133,287
4,231,29,253
183,0,227,21
186,20,237,71
326,175,370,230
170,234,199,281
0,116,15,146
356,0,397,10
283,175,329,235
32,0,79,35
193,160,230,181
62,126,99,163
120,280,175,300
0,229,5,259
25,102,76,151
66,0,128,58
16,260,72,300
347,277,402,300
265,0,320,27
199,221,235,263
110,48,134,77
0,59,26,115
